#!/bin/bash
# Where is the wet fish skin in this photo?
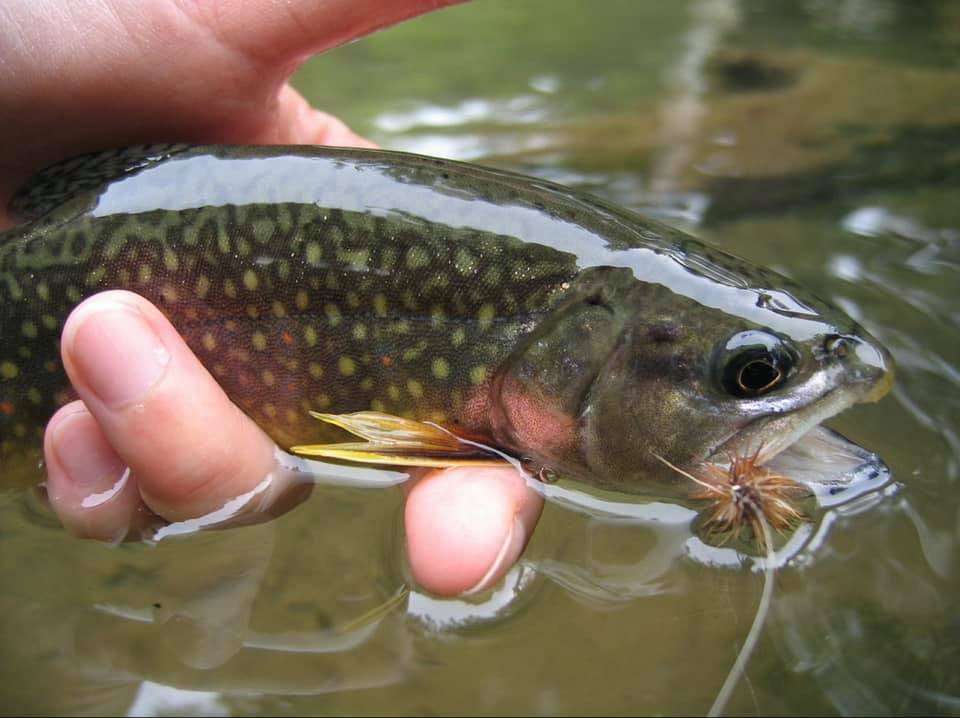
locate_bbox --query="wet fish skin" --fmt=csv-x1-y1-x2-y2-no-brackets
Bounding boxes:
0,145,893,495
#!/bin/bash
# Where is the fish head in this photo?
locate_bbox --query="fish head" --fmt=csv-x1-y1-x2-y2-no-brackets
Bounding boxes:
497,249,894,496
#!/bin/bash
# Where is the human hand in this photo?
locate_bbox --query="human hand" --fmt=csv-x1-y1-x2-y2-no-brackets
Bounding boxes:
2,0,545,597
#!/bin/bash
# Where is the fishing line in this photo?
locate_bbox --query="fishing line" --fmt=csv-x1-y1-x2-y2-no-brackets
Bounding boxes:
649,451,776,717
707,515,774,717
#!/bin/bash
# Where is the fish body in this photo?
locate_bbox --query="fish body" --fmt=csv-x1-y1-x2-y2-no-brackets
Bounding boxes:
0,145,893,496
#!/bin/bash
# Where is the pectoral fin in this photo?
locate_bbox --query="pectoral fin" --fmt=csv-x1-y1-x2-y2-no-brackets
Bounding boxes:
290,411,508,468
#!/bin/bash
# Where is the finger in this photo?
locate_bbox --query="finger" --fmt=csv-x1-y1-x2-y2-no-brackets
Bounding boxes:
254,84,379,147
179,0,466,68
44,401,148,542
404,466,544,597
59,290,280,522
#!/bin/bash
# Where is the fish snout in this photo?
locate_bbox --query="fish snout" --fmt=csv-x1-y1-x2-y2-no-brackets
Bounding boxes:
844,333,895,403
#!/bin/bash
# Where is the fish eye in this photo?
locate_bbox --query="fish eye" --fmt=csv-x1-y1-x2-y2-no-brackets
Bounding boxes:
717,330,797,398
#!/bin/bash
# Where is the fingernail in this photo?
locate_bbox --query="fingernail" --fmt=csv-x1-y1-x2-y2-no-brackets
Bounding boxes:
51,410,127,491
66,300,170,409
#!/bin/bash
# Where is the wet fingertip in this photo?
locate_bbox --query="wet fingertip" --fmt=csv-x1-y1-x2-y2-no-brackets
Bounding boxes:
405,468,529,597
459,514,528,597
44,406,141,542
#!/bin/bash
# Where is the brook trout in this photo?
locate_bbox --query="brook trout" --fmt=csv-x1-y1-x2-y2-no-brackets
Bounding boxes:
0,144,894,498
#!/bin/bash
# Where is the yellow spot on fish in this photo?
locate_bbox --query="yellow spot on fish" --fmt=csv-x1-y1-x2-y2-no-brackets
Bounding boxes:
138,264,153,284
218,233,230,255
314,392,331,408
262,370,275,387
243,269,259,291
360,377,374,391
213,363,226,376
470,366,487,385
66,285,81,302
224,278,237,298
430,410,448,423
196,275,210,299
306,242,322,265
236,238,251,257
252,219,274,243
431,305,445,324
202,333,217,351
185,307,199,321
225,320,237,332
406,246,430,270
338,356,356,376
272,301,287,318
304,325,318,346
163,248,179,272
0,362,19,380
432,357,450,380
285,408,299,425
103,234,125,259
338,248,370,269
21,321,37,339
161,285,178,304
36,282,50,302
407,379,423,399
13,424,26,438
455,248,477,275
402,340,426,362
478,303,496,328
27,388,42,405
86,266,106,288
309,362,323,379
325,303,342,327
264,403,278,419
252,331,268,351
246,305,259,319
371,399,386,413
388,384,401,401
41,315,57,330
451,327,466,347
483,266,502,285
295,290,309,311
352,323,367,341
373,293,388,317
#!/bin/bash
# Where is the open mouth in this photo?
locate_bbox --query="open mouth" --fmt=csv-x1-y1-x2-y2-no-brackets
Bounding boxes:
705,386,892,506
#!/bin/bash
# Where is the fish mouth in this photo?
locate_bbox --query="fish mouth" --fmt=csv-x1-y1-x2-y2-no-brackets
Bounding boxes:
705,378,894,503
708,384,863,468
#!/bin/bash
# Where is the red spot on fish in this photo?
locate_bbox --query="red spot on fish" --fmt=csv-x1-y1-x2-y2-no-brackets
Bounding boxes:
0,402,14,416
238,373,251,387
286,382,297,392
282,331,294,346
44,361,58,373
382,355,393,367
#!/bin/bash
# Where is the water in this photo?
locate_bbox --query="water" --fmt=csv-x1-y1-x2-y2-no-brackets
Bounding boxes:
2,0,958,714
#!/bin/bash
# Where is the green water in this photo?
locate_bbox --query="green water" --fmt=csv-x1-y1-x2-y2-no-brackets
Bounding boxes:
2,1,958,714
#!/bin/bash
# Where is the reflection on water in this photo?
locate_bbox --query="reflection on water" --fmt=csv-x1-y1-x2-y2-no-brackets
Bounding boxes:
2,0,959,714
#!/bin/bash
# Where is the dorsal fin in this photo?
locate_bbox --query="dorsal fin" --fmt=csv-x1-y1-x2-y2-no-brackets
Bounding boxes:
8,143,192,222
